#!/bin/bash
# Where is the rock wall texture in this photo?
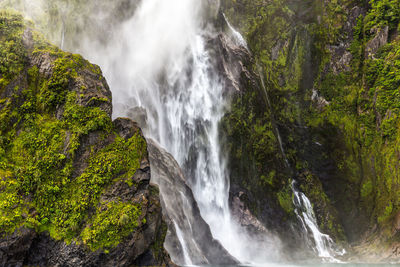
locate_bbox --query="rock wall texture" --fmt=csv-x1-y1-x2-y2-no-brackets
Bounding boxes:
221,0,400,262
0,11,172,267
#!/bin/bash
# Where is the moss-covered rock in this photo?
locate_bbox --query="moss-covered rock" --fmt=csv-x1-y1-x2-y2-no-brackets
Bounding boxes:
0,10,172,266
308,0,400,251
222,0,400,259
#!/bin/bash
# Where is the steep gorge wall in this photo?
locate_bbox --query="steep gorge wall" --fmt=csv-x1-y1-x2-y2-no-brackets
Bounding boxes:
221,0,400,260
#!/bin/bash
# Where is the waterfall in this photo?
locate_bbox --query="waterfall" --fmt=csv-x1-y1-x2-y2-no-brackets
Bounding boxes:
292,185,346,261
73,0,333,263
73,0,278,264
259,71,344,261
291,181,345,261
223,13,248,49
60,19,65,50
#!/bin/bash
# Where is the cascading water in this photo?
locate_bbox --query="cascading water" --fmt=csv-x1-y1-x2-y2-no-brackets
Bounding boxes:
292,183,346,261
258,66,344,262
73,0,279,265
70,0,333,263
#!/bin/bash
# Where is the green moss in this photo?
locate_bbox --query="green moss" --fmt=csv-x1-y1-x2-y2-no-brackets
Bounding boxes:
0,170,27,234
365,0,400,33
43,132,146,241
221,0,400,245
0,11,147,251
0,10,26,89
361,180,373,198
63,91,112,134
378,202,394,224
81,200,142,251
307,0,400,234
277,188,294,214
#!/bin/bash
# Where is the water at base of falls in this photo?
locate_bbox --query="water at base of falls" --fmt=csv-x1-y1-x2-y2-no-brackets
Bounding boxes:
293,188,346,261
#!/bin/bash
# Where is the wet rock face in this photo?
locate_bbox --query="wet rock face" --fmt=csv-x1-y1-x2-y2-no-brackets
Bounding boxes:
221,0,400,261
327,6,365,74
365,26,389,58
219,0,363,257
206,29,253,95
0,13,172,267
147,139,238,266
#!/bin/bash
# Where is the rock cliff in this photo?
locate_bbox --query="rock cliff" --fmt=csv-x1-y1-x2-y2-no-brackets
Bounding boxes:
0,11,172,266
221,0,400,262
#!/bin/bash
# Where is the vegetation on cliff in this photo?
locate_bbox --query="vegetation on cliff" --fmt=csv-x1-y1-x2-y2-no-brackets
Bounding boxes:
311,0,400,235
222,0,400,251
0,11,158,257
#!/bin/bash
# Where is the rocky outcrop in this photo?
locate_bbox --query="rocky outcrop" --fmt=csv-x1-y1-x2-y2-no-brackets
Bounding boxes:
207,18,254,95
147,139,238,266
327,6,365,74
365,26,389,59
0,11,171,266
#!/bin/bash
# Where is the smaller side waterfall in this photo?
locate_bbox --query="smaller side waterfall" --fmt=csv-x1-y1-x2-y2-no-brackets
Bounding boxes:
223,13,248,49
258,66,343,261
293,182,345,261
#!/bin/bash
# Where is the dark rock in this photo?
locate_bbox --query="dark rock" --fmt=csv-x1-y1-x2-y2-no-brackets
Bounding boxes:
113,117,141,140
311,89,329,110
328,44,352,74
147,139,238,266
328,6,365,74
207,30,254,96
0,228,37,267
365,26,389,59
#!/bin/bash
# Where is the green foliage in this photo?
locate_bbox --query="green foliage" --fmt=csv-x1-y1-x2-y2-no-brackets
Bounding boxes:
378,202,394,224
277,187,294,214
0,12,147,251
63,92,112,134
0,170,27,234
221,87,287,190
365,0,400,32
309,0,400,230
222,0,400,242
81,200,142,251
43,55,78,108
0,10,26,89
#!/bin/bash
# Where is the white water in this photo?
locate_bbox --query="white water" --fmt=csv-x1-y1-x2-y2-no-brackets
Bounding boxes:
174,221,193,266
293,184,346,261
72,0,337,262
74,0,278,265
223,13,248,49
258,63,343,262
